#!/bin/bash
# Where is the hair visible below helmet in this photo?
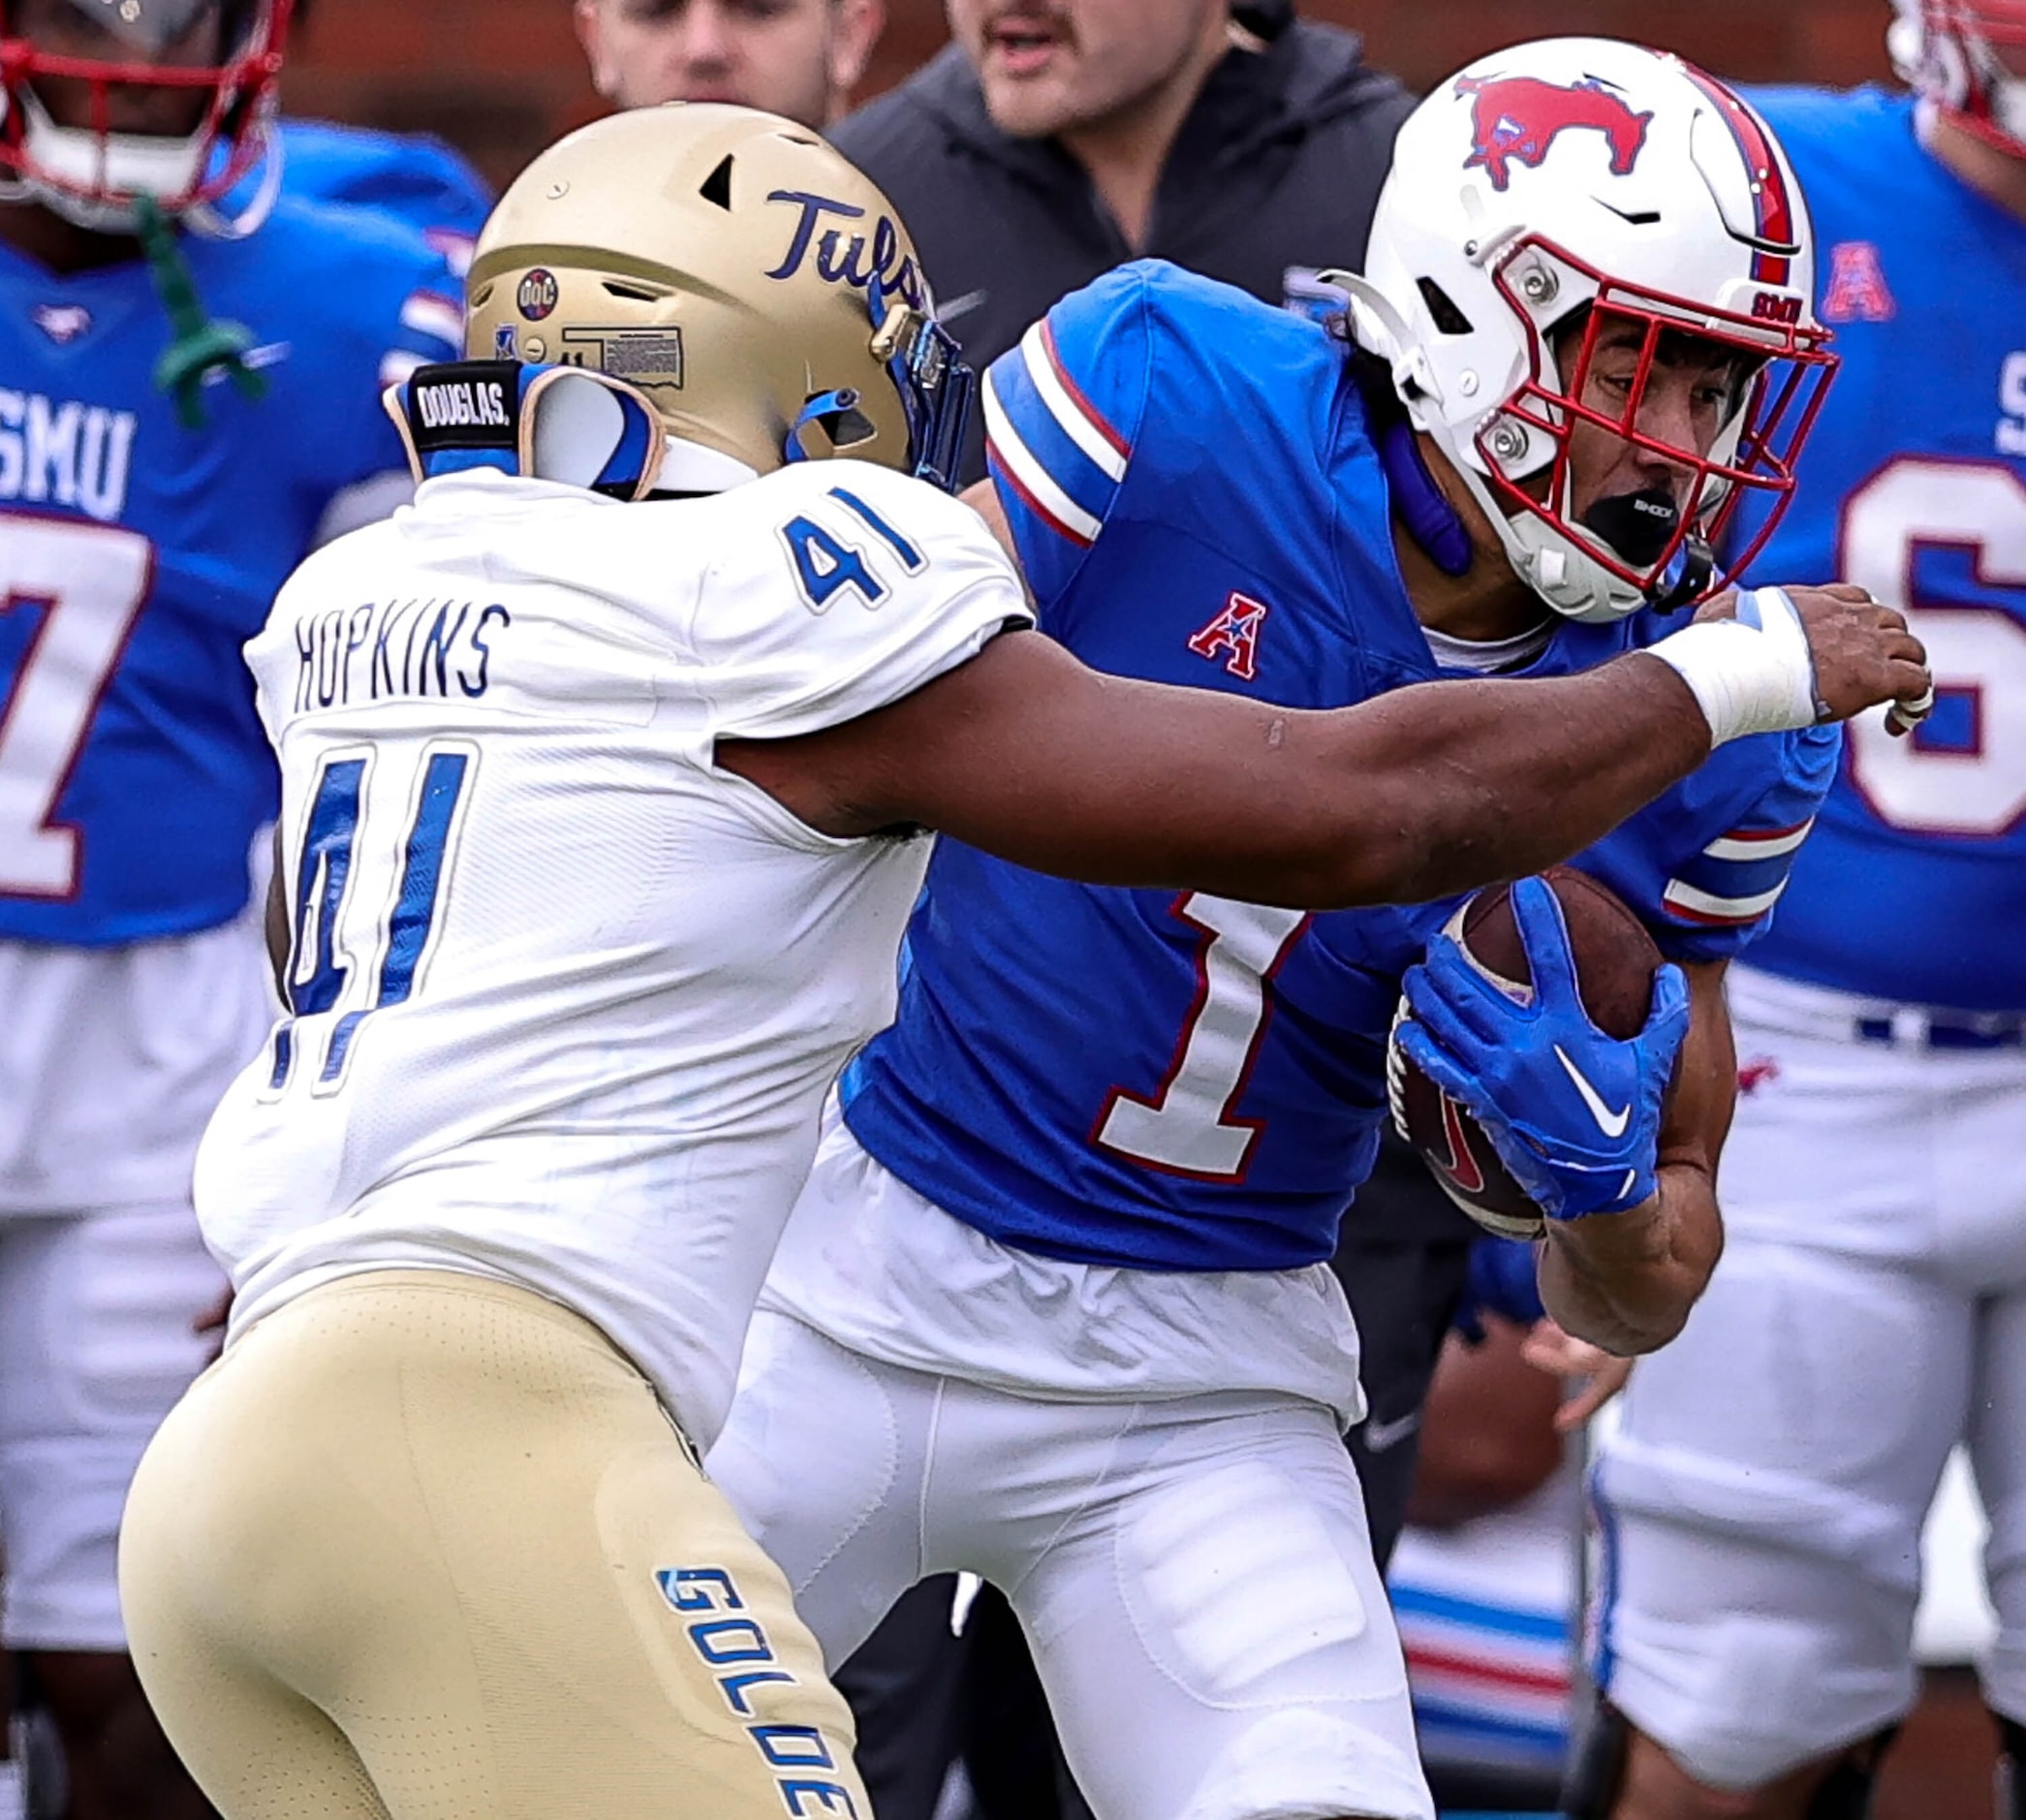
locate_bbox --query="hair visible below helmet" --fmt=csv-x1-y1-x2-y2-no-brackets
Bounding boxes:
1336,36,1835,624
464,104,973,490
0,0,290,234
1891,0,2026,155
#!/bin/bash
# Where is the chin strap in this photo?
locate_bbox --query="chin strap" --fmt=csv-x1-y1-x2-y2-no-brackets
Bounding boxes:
134,194,265,430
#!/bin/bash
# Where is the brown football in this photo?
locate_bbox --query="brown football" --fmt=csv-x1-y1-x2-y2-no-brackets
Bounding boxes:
1388,865,1664,1239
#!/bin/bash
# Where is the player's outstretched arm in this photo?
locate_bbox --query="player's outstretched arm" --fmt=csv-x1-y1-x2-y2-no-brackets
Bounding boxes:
1531,958,1732,1355
720,589,1929,910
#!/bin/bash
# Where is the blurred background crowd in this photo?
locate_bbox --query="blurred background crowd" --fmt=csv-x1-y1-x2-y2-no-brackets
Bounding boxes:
284,1,1896,187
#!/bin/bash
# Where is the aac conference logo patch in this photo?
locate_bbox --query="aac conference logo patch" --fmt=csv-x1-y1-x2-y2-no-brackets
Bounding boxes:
516,268,560,322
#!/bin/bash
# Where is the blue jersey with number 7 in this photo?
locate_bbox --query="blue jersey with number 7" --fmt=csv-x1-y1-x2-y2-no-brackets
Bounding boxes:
0,200,460,946
839,261,1836,1272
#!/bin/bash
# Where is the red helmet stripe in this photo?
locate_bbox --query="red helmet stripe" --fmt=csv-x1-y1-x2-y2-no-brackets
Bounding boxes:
1679,64,1795,286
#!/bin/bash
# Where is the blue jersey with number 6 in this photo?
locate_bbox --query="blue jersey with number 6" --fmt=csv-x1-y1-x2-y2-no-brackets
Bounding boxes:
840,261,1836,1273
0,200,460,946
1728,88,2026,1012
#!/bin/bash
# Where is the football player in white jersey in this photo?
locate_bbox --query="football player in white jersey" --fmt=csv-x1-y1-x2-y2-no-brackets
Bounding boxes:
111,104,1928,1820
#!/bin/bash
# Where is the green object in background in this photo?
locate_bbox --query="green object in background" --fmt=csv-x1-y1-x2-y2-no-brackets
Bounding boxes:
135,193,267,429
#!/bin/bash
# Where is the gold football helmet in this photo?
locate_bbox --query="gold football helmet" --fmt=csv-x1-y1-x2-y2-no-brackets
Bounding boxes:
465,103,972,489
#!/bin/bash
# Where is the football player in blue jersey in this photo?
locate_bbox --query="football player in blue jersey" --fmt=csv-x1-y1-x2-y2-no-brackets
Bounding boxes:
258,0,493,274
211,2,494,275
702,37,1912,1820
272,115,489,274
0,0,458,1811
1577,7,2026,1819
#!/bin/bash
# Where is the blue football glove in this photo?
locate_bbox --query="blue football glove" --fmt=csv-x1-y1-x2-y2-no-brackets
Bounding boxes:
1451,1235,1547,1345
1394,877,1690,1222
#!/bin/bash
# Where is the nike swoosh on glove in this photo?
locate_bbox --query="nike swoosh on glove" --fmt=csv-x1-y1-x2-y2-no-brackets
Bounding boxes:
1393,876,1690,1221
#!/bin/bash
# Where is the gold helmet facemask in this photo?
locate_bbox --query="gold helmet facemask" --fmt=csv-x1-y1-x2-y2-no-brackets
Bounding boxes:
464,103,974,492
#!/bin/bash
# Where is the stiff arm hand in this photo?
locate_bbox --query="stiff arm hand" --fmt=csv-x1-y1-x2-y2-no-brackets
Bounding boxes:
1654,581,1933,741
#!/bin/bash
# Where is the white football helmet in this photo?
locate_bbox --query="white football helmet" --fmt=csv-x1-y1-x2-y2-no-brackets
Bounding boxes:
1338,37,1834,624
1890,0,2026,155
0,0,289,234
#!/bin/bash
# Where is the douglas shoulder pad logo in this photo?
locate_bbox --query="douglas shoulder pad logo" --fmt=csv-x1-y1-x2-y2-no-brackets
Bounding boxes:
404,361,521,455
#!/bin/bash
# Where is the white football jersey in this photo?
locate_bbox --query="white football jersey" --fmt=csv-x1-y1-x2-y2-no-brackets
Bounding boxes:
196,457,1031,1446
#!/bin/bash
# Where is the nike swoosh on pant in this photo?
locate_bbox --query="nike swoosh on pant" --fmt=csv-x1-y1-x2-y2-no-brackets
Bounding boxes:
1361,1411,1421,1454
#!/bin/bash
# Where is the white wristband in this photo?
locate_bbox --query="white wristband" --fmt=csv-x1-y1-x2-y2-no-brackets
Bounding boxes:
1643,586,1822,746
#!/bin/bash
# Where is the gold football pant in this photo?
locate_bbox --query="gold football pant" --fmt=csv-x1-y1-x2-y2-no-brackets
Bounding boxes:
118,1269,867,1818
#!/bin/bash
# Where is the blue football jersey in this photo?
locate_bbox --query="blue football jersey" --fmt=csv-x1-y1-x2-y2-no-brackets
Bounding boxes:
842,261,1835,1273
1728,88,2026,1012
271,119,492,274
0,199,461,945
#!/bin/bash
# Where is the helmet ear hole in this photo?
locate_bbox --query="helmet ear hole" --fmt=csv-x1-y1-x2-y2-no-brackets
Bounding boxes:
1417,278,1476,336
808,392,878,450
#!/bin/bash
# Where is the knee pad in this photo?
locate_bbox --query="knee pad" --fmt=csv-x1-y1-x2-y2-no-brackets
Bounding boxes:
1560,1700,1631,1820
1998,1713,2026,1820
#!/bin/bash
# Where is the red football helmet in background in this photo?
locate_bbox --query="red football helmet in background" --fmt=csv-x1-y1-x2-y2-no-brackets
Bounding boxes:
1892,0,2026,157
0,0,290,231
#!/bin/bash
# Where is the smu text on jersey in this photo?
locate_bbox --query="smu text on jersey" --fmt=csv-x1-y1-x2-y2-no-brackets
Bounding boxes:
0,390,137,521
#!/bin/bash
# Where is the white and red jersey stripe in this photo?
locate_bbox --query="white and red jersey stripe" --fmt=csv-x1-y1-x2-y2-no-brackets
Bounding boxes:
982,316,1137,551
1661,817,1815,926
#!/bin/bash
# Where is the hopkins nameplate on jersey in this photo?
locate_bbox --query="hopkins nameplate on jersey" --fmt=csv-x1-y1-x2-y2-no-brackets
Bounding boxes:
291,598,513,712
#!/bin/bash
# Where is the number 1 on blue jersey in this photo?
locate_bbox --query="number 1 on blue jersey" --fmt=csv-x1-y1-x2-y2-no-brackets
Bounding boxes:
1094,894,1309,1180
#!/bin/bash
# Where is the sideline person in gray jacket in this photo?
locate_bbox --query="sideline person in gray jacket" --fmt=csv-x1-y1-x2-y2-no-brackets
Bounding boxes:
831,0,1413,485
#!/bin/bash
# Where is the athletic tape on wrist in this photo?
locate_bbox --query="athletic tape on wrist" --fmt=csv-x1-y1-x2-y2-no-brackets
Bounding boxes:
1644,587,1821,746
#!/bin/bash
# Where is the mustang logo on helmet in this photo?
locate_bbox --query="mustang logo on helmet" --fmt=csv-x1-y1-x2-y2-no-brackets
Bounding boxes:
1454,73,1654,191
